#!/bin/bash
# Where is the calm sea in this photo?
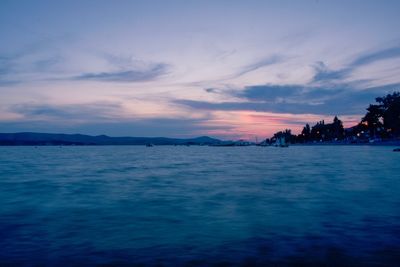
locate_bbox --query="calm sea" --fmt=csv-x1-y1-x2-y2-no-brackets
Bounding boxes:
0,146,399,266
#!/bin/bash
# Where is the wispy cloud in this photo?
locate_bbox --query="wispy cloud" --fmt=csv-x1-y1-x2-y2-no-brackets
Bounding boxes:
351,45,400,67
0,46,171,85
0,37,68,86
235,55,285,78
9,102,124,122
70,53,172,83
0,54,20,77
183,54,286,88
312,45,400,84
73,63,169,82
33,56,62,71
0,54,22,86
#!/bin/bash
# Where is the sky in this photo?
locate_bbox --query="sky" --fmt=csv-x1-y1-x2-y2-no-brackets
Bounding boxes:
1,0,400,140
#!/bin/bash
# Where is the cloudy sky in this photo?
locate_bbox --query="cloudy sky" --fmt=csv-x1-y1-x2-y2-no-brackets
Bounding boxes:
1,0,400,139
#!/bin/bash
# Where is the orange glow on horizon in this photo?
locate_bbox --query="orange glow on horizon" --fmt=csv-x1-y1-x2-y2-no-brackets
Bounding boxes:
195,110,362,140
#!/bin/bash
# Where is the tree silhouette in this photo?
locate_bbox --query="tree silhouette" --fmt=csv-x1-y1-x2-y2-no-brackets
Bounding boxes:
267,91,400,143
362,104,384,138
377,92,400,136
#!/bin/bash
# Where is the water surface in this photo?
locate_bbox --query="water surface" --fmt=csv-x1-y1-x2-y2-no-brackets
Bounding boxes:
0,146,399,266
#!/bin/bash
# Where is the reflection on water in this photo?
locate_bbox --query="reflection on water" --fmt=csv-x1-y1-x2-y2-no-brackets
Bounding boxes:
0,146,399,266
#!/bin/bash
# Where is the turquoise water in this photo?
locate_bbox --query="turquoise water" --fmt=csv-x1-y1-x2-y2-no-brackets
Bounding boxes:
0,146,399,266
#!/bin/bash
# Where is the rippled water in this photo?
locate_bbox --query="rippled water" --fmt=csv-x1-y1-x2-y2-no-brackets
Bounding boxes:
0,146,399,266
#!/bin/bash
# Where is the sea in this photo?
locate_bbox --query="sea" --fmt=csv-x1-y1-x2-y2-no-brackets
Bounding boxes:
0,145,399,266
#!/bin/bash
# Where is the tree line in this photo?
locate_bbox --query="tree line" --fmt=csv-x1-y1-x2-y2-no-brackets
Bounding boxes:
266,91,400,144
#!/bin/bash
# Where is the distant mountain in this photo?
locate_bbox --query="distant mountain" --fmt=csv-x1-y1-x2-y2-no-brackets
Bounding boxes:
0,132,221,146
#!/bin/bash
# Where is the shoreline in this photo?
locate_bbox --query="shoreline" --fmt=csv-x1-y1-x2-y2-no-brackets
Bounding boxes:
290,140,400,146
1,142,399,147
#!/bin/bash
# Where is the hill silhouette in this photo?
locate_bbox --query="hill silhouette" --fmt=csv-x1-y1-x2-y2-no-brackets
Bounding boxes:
0,132,221,146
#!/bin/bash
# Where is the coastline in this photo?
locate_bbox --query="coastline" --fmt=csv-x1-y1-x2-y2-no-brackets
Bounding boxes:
291,140,400,146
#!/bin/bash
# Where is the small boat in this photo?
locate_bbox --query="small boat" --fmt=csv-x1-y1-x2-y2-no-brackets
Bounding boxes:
393,148,400,152
146,143,154,147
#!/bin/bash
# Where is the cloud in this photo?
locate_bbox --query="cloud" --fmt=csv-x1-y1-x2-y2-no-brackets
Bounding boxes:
175,83,399,115
351,46,400,67
73,63,169,82
235,84,303,101
0,45,171,85
0,55,22,86
33,56,62,71
191,45,400,119
235,55,285,78
0,50,64,86
1,105,230,138
231,83,345,104
0,55,18,76
312,45,400,84
312,61,350,83
4,101,236,137
174,98,345,115
0,36,66,69
203,87,228,94
9,102,124,122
